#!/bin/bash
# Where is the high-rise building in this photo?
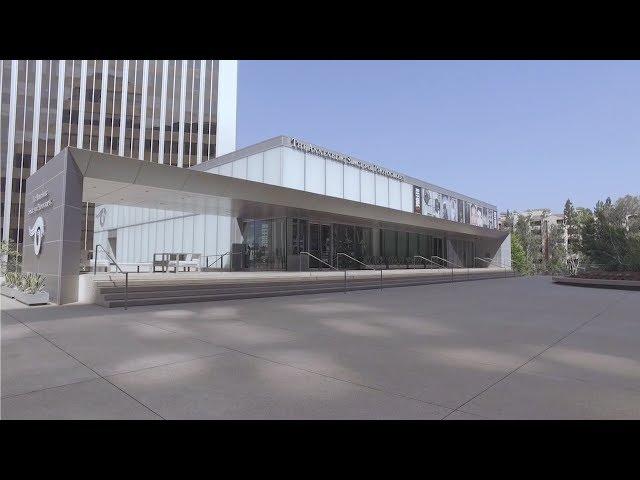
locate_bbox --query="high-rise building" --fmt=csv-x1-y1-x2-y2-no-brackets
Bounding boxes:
1,60,238,252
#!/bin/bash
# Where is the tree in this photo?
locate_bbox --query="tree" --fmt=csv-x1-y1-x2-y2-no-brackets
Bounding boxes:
548,224,568,274
514,213,542,270
1,239,22,276
623,233,640,270
538,208,551,265
577,195,640,270
501,210,515,231
611,195,640,228
511,232,532,275
564,199,578,252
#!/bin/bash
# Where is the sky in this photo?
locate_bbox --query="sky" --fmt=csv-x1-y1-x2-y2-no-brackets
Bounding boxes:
236,61,639,213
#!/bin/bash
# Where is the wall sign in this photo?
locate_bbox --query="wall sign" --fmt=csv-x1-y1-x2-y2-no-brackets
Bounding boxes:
97,207,107,227
26,189,51,255
28,190,53,216
289,138,404,181
28,216,45,256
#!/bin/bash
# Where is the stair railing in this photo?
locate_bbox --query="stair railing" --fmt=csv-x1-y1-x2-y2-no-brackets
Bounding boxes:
431,255,469,281
206,252,229,270
205,251,246,271
94,244,129,310
336,253,383,293
299,252,338,273
474,256,509,278
412,255,445,269
412,255,455,281
480,257,515,274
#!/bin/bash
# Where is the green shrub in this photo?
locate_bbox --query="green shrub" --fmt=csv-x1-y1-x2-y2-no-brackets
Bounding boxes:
623,234,640,271
1,239,22,275
18,273,46,294
4,271,21,287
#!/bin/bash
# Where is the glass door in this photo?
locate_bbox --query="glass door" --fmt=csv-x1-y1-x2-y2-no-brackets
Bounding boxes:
433,237,444,262
241,218,287,271
320,224,332,267
308,223,333,268
309,223,320,268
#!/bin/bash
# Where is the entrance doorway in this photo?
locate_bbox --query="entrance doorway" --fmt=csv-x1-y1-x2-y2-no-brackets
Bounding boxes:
309,223,333,268
433,237,444,260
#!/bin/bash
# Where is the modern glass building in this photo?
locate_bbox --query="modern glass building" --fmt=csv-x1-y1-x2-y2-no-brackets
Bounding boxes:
92,136,508,273
1,59,238,253
14,61,509,304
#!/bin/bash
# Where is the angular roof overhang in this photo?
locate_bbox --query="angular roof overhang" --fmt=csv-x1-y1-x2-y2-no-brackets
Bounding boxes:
70,148,507,240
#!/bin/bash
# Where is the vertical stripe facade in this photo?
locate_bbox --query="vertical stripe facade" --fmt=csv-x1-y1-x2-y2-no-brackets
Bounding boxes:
1,59,231,247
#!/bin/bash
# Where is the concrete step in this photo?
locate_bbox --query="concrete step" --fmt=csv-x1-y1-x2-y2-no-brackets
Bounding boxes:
100,275,457,300
97,273,458,294
95,270,511,291
98,271,513,307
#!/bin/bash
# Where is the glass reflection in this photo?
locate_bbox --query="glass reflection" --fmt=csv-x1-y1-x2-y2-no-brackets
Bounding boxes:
241,218,286,271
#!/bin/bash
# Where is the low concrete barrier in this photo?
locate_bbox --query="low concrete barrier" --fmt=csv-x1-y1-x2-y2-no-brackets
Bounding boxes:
552,276,640,291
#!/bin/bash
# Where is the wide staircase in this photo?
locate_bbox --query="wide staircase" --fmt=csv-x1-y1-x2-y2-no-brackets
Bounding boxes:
92,269,514,308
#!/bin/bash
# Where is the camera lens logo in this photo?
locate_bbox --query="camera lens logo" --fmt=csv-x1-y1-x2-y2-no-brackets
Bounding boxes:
28,216,45,256
97,208,107,227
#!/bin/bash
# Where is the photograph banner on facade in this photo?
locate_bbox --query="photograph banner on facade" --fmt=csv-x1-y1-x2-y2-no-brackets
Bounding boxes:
413,185,422,214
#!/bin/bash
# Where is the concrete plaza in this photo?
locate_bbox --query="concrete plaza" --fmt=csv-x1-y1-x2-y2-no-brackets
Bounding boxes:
2,276,639,419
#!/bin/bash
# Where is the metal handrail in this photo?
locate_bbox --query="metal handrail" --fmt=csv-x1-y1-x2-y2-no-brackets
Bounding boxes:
474,256,508,278
431,255,462,269
480,256,511,269
94,244,129,310
336,252,383,292
206,252,229,269
431,255,469,281
480,256,515,277
205,251,245,271
412,255,444,269
299,252,338,271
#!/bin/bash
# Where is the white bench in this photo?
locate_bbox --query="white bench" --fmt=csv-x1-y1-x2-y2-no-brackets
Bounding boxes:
167,253,202,272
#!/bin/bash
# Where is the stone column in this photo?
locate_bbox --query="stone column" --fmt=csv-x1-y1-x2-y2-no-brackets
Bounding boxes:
22,149,84,304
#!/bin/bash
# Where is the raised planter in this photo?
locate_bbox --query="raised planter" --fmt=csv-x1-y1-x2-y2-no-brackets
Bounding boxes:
14,290,50,305
1,285,18,298
552,276,640,291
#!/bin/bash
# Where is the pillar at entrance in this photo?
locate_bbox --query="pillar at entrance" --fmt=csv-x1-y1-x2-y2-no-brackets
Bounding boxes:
22,149,84,304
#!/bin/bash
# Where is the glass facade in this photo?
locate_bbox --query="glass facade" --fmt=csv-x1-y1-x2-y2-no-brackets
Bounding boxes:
1,60,226,254
207,141,499,234
238,216,483,271
241,218,287,271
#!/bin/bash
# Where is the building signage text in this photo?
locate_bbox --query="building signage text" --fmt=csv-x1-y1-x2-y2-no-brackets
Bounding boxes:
289,138,404,181
28,190,53,216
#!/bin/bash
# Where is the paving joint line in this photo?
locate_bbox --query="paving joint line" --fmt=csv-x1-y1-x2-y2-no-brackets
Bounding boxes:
10,307,451,416
1,376,100,400
102,350,231,379
2,346,228,401
6,313,166,420
441,291,630,419
130,318,455,415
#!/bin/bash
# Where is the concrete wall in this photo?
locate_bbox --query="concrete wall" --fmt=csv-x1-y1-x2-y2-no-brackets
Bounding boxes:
22,150,83,304
494,233,512,268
